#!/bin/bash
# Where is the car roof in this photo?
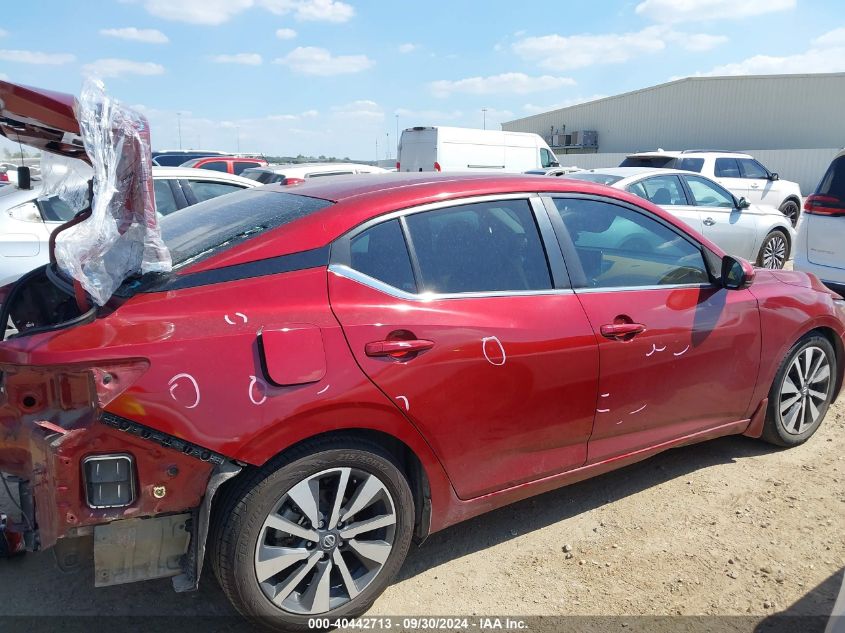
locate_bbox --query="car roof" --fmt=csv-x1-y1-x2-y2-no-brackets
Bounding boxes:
576,167,705,180
151,166,258,185
255,163,381,173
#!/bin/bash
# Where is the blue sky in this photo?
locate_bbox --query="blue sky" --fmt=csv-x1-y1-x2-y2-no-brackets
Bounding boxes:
1,0,843,159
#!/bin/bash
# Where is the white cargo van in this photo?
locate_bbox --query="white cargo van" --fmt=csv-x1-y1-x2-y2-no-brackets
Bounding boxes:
397,126,559,173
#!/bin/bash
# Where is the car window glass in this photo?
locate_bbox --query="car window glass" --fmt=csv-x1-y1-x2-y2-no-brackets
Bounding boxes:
405,200,552,294
38,195,80,222
685,176,735,208
738,159,768,179
153,179,179,215
818,156,845,198
199,161,228,172
673,157,704,173
638,175,687,205
187,180,245,202
565,173,624,186
625,181,649,201
350,219,416,293
714,158,741,178
551,198,709,289
541,148,554,168
306,171,354,178
233,161,259,175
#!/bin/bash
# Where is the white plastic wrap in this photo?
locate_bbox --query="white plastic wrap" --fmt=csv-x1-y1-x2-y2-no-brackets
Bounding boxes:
38,152,94,214
54,79,171,305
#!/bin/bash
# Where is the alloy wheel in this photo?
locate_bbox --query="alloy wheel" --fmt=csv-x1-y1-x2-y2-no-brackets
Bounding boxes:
762,234,787,269
778,345,832,435
254,467,397,614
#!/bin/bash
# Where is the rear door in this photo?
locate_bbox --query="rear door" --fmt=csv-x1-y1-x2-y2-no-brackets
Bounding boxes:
684,175,757,261
545,195,760,462
398,129,437,172
328,195,599,499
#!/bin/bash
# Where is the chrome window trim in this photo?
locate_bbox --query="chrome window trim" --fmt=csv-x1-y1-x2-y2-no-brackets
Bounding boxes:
82,453,137,509
329,264,573,301
574,283,714,294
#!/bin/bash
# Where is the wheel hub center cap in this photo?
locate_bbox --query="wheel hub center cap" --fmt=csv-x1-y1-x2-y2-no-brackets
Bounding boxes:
320,533,337,550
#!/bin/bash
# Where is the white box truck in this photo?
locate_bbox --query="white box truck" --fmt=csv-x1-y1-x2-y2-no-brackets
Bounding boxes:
397,126,559,173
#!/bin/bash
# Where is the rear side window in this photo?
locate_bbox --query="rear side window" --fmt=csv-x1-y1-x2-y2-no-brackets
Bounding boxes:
350,219,416,293
233,161,260,175
738,159,768,179
38,195,79,222
199,160,228,172
633,175,688,205
674,157,704,173
817,156,845,198
405,200,552,294
161,190,332,266
186,180,245,202
714,158,741,178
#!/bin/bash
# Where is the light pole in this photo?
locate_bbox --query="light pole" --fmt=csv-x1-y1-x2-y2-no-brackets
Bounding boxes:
176,112,183,149
395,114,399,155
482,108,487,130
386,132,390,160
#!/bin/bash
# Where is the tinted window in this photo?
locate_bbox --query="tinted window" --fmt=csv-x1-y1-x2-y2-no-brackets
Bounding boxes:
154,179,179,215
242,169,278,184
350,220,416,293
405,200,552,294
738,159,768,179
541,148,555,168
685,176,735,208
233,161,260,175
564,173,624,186
187,180,245,202
161,190,331,266
634,175,688,205
619,156,675,168
38,195,79,222
817,155,845,198
714,158,741,178
551,198,708,289
674,157,704,173
199,161,228,172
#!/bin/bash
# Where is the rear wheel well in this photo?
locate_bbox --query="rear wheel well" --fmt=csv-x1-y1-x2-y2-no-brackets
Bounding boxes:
219,428,432,541
781,195,801,208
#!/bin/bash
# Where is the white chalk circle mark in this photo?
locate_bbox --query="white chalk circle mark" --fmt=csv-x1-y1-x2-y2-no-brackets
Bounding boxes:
482,336,507,366
629,404,647,415
395,395,409,411
248,375,268,406
597,408,610,413
317,384,330,395
168,373,200,409
673,345,690,357
224,312,249,325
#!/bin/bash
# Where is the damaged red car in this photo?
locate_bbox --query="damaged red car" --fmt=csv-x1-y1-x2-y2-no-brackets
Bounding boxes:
1,81,844,632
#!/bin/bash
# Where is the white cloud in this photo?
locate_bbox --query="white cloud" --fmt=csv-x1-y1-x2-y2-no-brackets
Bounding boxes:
274,46,374,75
259,0,354,22
301,109,319,117
395,107,463,120
513,27,666,71
697,27,845,76
398,43,417,54
332,99,383,120
275,27,297,39
211,53,263,65
665,31,728,52
143,0,254,25
0,29,7,38
0,49,75,65
635,0,795,23
83,58,166,78
99,27,169,44
522,94,608,114
430,73,575,98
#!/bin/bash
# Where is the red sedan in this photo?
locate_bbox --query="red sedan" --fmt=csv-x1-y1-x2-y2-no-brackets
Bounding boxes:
1,163,844,625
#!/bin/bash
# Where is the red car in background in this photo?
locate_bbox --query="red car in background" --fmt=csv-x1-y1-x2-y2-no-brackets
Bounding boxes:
181,154,268,175
0,82,844,632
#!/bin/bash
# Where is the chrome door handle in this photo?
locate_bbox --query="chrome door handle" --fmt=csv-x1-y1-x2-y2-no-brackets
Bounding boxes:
703,217,716,226
750,183,759,188
365,338,434,358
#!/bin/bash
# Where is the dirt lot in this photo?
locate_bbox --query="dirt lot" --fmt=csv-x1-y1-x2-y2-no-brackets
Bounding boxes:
1,399,843,631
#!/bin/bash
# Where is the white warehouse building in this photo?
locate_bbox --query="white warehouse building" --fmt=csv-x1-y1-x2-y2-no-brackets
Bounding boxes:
501,73,845,194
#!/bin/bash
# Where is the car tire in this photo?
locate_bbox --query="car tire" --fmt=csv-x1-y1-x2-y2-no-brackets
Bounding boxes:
210,437,415,632
761,333,837,447
779,199,800,227
756,230,789,269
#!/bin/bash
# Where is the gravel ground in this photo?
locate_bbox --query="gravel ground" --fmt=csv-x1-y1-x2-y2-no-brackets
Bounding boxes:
1,396,843,631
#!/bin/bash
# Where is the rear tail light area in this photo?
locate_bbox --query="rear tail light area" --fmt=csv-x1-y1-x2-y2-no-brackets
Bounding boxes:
396,161,400,170
282,177,305,186
434,162,441,172
0,172,8,183
804,194,845,217
82,454,136,508
1,359,149,421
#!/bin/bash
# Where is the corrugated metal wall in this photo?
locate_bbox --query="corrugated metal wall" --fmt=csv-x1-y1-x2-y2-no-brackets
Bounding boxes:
503,74,845,153
554,148,839,195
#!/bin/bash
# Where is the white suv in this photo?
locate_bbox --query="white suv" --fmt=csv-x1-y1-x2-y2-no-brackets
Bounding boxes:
621,150,803,227
794,149,845,296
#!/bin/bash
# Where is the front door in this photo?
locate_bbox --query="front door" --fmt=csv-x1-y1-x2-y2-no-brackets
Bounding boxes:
328,197,599,499
545,195,761,463
684,175,757,261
